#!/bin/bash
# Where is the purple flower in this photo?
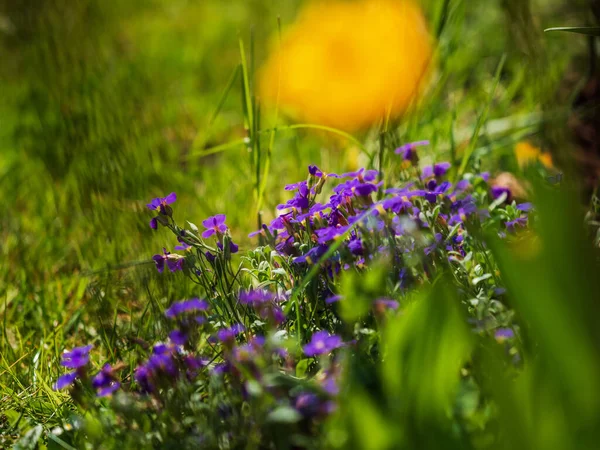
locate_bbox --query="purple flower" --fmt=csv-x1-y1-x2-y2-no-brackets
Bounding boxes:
295,393,322,417
354,182,379,197
174,242,191,251
315,225,349,244
169,329,189,346
54,372,78,390
303,331,343,356
422,162,451,179
152,248,184,273
240,290,287,324
216,324,245,343
205,251,216,263
374,298,399,310
239,289,278,306
495,328,515,342
309,165,323,177
92,364,120,397
201,214,228,239
422,180,452,204
347,236,364,256
293,244,329,265
395,140,429,161
211,362,231,376
278,182,311,211
340,168,379,182
149,217,158,229
325,295,342,304
491,186,511,202
505,216,528,233
424,233,443,256
146,192,177,214
165,298,209,319
517,202,533,212
60,345,93,369
134,365,153,392
217,240,239,254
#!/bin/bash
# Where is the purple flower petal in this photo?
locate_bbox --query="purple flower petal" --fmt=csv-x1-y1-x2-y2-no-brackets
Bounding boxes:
517,202,533,212
202,228,215,239
165,298,209,318
164,192,177,204
169,329,189,345
60,345,93,368
97,382,120,397
54,372,78,390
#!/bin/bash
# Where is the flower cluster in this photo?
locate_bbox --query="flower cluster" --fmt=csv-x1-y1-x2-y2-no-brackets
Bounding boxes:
52,140,540,447
248,142,533,297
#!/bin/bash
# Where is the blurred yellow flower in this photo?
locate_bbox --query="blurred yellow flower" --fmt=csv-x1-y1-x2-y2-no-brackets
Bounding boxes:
515,141,554,169
259,0,434,131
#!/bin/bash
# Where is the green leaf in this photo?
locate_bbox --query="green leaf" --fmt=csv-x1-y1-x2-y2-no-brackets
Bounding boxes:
488,179,600,434
339,259,389,323
266,406,302,424
14,424,43,450
544,27,600,36
382,278,474,421
295,358,309,378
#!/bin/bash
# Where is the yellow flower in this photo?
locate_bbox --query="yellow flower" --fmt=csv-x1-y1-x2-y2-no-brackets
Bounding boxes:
514,141,554,169
259,0,434,131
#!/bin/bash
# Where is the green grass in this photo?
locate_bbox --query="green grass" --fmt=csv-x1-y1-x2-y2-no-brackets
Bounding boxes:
0,0,593,443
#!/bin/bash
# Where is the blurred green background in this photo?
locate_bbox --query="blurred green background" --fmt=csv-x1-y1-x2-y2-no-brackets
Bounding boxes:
0,0,594,431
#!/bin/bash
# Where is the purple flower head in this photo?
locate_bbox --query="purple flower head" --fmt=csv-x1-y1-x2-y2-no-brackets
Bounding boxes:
211,362,231,376
146,347,178,378
169,329,189,346
54,372,78,390
295,393,322,417
216,324,245,344
149,217,158,229
517,202,533,212
423,180,452,204
293,244,329,265
354,182,379,197
217,240,239,254
146,192,177,214
316,225,349,244
174,242,191,251
491,186,512,202
165,298,209,319
239,289,278,306
374,298,399,311
278,182,311,211
325,295,342,304
505,216,528,233
303,331,343,356
134,365,153,392
424,233,443,256
347,236,364,256
205,251,216,263
183,355,209,379
201,214,228,238
495,328,515,342
92,364,120,397
395,140,429,161
422,162,451,179
454,179,471,193
308,165,323,178
152,248,184,273
60,344,93,369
